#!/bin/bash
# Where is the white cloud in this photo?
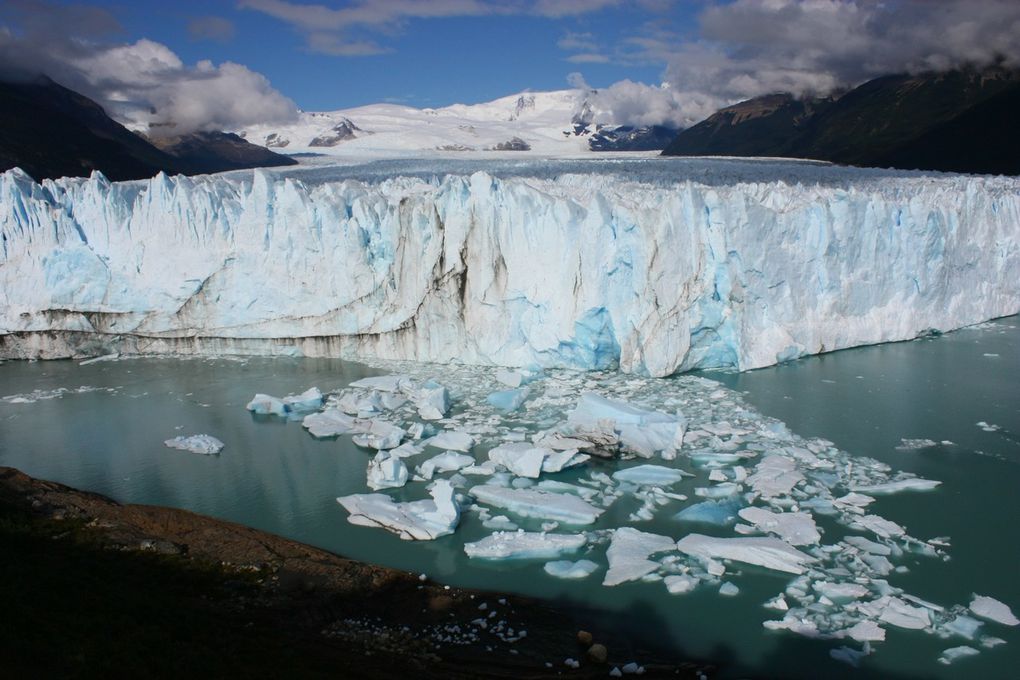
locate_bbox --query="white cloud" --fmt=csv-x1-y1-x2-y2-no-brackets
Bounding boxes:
0,3,298,134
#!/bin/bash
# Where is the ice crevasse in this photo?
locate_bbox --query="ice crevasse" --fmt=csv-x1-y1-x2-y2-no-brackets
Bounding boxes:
0,166,1017,375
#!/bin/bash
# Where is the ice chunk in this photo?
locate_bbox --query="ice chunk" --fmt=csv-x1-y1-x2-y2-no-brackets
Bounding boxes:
541,448,590,473
719,582,740,596
488,443,547,479
746,455,803,499
469,485,603,524
737,507,820,546
813,581,869,601
895,438,938,450
163,434,224,455
970,595,1019,626
337,480,459,540
938,646,979,665
664,575,698,594
675,498,743,525
349,375,410,392
416,451,475,480
487,388,529,412
875,597,932,630
543,559,599,579
845,620,885,642
464,531,586,559
943,615,984,640
302,408,356,438
409,380,450,420
246,393,286,416
676,534,815,574
351,420,405,450
603,527,675,586
282,387,323,412
843,535,891,555
612,464,690,486
425,430,474,452
694,483,741,498
568,392,685,458
830,645,870,667
852,478,941,494
495,369,524,388
854,514,906,539
367,453,408,490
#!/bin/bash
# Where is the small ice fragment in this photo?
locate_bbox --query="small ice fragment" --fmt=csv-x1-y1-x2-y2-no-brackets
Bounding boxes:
764,595,788,611
843,535,891,555
603,527,675,586
612,464,690,486
813,581,869,601
416,451,475,480
664,575,698,594
830,645,870,667
163,434,224,455
694,483,741,498
79,352,119,366
609,668,623,678
543,559,599,579
878,597,931,629
895,438,938,450
854,514,906,539
943,615,984,640
970,595,1019,626
413,381,451,420
852,478,941,494
938,646,979,665
246,393,286,416
620,661,643,674
348,375,409,392
464,531,586,559
488,443,547,478
425,430,474,452
351,420,405,450
719,582,739,596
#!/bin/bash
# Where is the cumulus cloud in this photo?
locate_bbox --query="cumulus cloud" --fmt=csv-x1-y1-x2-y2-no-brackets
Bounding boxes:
0,1,297,134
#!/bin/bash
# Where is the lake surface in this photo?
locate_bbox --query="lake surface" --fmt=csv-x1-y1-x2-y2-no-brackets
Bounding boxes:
1,318,1017,679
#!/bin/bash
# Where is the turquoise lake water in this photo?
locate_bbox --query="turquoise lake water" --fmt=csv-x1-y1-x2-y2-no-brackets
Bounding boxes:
1,318,1017,679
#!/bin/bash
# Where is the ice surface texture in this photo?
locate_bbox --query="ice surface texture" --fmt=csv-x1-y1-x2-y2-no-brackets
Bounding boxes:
2,165,1017,375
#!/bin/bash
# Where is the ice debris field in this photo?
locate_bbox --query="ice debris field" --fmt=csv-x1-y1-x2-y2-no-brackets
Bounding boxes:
1,159,1018,376
239,360,1016,668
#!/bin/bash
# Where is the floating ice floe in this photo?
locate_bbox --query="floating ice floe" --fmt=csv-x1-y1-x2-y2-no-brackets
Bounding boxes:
283,387,323,412
603,527,675,586
163,434,224,455
676,534,816,575
416,451,476,480
970,595,1019,626
337,480,459,540
487,388,529,412
302,408,356,438
664,574,698,594
351,420,406,450
612,464,691,486
469,485,604,524
938,646,980,665
246,393,287,416
675,498,743,525
895,438,938,450
719,582,740,597
464,531,587,559
852,477,941,494
544,559,599,579
425,430,474,452
737,507,820,546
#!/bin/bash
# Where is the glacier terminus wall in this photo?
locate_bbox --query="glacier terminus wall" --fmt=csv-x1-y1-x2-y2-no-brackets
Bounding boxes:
1,161,1017,376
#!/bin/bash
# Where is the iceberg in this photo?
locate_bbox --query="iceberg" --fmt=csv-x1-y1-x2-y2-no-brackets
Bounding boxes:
416,451,475,480
676,534,816,575
282,387,323,412
2,166,1018,374
487,387,529,412
675,498,743,525
351,420,405,450
612,464,690,486
302,408,356,438
163,434,224,455
246,393,287,416
568,393,685,458
603,527,676,586
737,507,821,546
367,453,409,490
464,531,587,559
469,485,604,524
337,480,460,540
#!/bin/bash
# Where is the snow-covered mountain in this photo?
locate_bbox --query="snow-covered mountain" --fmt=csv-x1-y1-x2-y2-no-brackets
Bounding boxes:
237,90,676,156
2,160,1017,374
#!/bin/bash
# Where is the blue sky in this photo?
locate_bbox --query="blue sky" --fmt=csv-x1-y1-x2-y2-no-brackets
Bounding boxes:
2,1,1018,132
80,0,701,110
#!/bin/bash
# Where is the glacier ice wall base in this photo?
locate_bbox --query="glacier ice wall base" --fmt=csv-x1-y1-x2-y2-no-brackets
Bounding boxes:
1,166,1017,375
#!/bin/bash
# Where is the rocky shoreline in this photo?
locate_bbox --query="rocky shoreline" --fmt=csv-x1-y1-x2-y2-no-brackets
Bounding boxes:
0,466,713,678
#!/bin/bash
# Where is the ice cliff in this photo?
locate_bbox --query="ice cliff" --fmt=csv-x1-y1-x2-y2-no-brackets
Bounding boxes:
1,164,1017,375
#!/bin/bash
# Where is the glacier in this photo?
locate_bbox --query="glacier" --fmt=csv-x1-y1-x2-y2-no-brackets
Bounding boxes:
1,160,1018,375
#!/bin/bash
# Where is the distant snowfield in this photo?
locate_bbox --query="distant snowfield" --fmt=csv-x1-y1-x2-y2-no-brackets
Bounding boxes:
238,89,633,157
1,156,1016,374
